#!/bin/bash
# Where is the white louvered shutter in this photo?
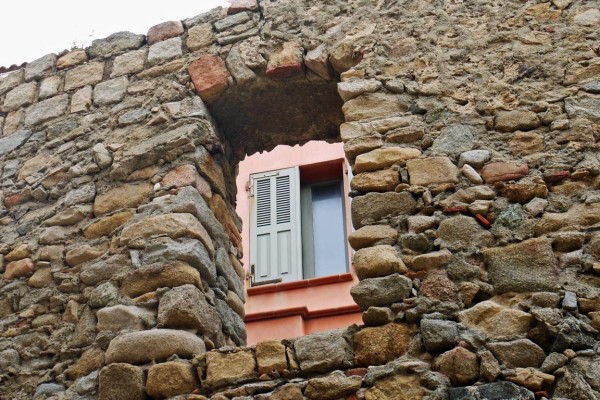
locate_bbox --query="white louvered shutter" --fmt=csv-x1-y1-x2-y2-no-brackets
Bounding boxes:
249,167,302,283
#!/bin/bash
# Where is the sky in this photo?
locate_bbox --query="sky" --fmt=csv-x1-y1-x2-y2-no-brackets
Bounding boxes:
0,0,229,67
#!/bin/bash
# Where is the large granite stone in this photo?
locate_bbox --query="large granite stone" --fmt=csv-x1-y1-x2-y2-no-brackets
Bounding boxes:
352,192,416,229
105,329,206,364
483,237,558,293
294,329,353,373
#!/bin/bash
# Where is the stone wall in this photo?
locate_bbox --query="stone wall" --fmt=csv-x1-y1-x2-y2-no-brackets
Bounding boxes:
1,0,600,399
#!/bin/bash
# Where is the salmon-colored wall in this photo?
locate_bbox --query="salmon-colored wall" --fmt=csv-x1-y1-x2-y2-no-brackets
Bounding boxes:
236,141,362,345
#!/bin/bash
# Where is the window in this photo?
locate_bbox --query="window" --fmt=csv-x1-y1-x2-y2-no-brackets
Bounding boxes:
249,161,349,285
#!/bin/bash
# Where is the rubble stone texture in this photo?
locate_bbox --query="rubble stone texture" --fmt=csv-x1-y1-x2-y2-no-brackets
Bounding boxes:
1,0,599,399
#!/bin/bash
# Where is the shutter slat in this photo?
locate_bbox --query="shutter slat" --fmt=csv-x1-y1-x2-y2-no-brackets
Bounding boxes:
276,175,291,224
256,178,271,227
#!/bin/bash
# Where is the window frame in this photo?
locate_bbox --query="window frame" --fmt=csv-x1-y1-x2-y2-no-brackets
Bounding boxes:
248,159,351,287
299,177,349,280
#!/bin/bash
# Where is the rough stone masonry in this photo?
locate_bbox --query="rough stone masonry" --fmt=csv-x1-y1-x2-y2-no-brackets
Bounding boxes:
1,0,600,399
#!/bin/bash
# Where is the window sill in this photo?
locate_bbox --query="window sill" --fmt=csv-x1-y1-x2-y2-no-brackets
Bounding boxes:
247,272,354,296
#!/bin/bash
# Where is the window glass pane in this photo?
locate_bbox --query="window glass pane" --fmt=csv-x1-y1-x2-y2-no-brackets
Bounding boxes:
311,182,347,277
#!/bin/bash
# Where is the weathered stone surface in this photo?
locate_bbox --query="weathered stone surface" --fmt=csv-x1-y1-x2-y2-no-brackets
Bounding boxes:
437,215,494,251
64,63,105,91
24,94,68,126
502,182,548,203
342,93,409,122
256,340,287,375
510,131,544,156
105,329,206,364
354,147,421,173
304,44,331,80
80,254,132,286
351,273,412,309
406,157,459,186
352,192,416,229
305,373,362,400
83,210,134,239
111,49,146,77
434,347,479,385
266,42,304,79
409,249,452,271
89,32,145,58
120,213,213,255
147,36,183,66
431,124,476,156
3,258,34,280
71,85,93,113
97,305,155,332
99,363,145,400
421,319,458,352
337,79,382,101
121,261,201,297
157,284,223,344
28,267,53,288
294,329,352,372
57,50,88,69
5,243,29,261
94,183,152,216
487,339,546,369
481,161,529,183
188,55,230,102
351,168,400,192
93,76,128,105
483,237,557,293
536,203,600,234
565,95,600,122
353,245,407,280
348,225,398,250
39,76,61,99
365,375,427,400
89,282,119,308
147,20,184,44
228,0,259,14
420,270,458,302
450,381,535,400
65,348,105,380
24,53,56,81
72,306,98,348
162,164,211,198
187,23,214,51
205,350,257,388
495,110,541,132
354,323,415,366
458,300,534,339
0,129,32,156
147,361,198,399
344,134,384,160
459,149,491,168
507,368,555,391
141,236,218,286
2,82,37,112
18,153,61,181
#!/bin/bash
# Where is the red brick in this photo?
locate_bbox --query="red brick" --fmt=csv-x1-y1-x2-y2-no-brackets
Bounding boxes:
227,0,260,15
147,21,184,45
188,55,230,102
443,205,468,215
4,258,35,280
266,42,304,79
475,214,492,229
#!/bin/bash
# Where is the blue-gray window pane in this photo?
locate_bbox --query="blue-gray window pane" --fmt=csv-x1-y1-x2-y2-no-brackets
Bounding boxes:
311,183,347,277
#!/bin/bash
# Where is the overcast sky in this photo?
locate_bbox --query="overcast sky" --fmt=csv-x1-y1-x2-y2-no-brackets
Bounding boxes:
0,0,229,67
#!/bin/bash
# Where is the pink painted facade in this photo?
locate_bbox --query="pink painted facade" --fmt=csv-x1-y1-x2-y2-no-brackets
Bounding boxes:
235,141,362,344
